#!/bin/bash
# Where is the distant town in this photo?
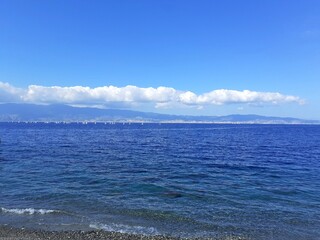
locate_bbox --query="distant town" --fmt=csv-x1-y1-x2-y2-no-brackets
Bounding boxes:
0,103,318,124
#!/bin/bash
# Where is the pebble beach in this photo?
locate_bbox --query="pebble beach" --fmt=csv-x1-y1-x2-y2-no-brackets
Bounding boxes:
0,225,178,240
0,226,247,240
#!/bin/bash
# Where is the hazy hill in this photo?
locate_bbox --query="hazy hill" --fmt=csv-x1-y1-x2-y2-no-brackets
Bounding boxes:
0,103,318,124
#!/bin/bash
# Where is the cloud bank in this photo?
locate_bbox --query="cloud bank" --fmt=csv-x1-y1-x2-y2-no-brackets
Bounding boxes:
0,82,304,109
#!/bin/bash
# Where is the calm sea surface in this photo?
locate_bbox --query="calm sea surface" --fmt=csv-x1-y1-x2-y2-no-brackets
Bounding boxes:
0,123,319,239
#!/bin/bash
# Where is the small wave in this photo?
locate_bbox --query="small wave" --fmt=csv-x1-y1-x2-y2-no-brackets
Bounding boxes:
1,207,59,215
90,223,159,235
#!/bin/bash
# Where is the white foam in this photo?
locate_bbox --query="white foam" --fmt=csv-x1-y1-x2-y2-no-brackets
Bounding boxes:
1,207,57,215
90,222,159,235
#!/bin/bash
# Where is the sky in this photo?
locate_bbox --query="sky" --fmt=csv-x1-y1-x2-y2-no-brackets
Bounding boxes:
0,0,319,119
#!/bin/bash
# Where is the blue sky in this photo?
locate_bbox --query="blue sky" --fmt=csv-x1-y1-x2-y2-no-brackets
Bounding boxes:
0,0,319,119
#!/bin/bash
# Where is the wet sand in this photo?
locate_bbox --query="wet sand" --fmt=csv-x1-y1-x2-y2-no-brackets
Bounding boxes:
0,225,246,240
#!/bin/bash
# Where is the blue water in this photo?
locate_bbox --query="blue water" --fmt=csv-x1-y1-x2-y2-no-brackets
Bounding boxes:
0,123,320,239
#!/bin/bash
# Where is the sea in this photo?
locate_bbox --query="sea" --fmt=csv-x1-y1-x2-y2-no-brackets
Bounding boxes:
0,122,319,239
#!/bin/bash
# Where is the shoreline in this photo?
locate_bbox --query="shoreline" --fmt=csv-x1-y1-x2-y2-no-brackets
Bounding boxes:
0,225,179,240
0,225,246,240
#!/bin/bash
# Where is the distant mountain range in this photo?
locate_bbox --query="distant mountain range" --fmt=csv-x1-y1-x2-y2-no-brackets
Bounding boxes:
0,103,318,124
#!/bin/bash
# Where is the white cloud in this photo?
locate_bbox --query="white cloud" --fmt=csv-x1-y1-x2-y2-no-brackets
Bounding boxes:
0,82,25,102
21,85,178,104
189,89,304,105
0,82,304,109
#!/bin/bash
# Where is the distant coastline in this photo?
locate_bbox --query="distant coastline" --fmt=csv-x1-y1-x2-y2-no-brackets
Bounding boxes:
0,103,318,124
0,120,319,125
